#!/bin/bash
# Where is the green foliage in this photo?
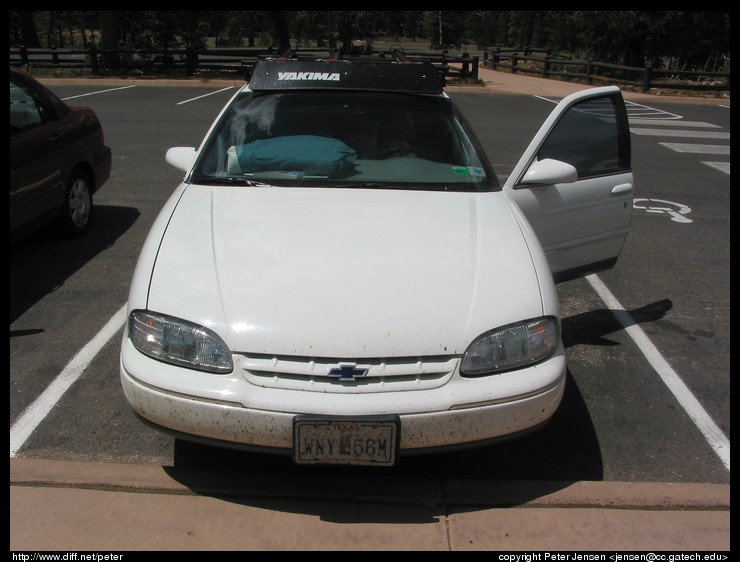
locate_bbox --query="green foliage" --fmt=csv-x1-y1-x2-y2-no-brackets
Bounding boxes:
9,11,731,72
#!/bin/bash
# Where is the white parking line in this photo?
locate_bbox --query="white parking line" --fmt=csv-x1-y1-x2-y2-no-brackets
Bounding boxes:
61,85,136,101
623,101,683,120
630,129,730,139
9,304,128,457
659,143,730,155
587,275,730,472
702,162,731,175
176,86,235,105
629,119,720,128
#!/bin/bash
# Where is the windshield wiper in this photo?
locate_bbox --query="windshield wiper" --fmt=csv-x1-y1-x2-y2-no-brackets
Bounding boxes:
191,176,271,187
329,182,388,189
330,182,458,191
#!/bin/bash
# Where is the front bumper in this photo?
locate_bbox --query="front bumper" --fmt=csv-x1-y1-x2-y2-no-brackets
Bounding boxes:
120,339,567,454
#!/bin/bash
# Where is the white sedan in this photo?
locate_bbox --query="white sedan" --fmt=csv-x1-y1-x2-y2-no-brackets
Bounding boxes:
120,59,633,466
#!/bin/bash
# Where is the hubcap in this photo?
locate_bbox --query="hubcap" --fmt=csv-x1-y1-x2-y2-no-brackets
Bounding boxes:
69,179,91,229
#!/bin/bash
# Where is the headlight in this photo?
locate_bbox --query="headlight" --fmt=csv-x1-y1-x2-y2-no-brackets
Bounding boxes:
460,316,559,376
128,310,233,374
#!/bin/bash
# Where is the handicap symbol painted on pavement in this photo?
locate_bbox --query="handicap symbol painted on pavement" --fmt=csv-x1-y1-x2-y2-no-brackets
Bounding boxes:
633,198,693,223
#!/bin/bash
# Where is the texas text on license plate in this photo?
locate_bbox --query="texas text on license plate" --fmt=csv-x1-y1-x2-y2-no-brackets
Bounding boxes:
293,415,400,467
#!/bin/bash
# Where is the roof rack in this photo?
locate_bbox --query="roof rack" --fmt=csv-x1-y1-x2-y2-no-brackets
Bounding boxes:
248,56,446,94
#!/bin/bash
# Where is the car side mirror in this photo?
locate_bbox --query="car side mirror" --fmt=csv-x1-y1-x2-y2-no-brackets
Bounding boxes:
166,147,198,173
519,158,578,186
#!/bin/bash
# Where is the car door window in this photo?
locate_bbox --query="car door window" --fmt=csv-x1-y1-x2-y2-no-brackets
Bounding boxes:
505,88,633,282
10,78,45,136
537,96,630,178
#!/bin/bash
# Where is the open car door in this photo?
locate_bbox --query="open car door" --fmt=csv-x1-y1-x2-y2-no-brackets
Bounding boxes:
503,86,633,283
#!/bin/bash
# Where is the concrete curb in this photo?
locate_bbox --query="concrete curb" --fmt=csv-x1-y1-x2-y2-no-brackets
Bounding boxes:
11,457,730,510
11,458,730,551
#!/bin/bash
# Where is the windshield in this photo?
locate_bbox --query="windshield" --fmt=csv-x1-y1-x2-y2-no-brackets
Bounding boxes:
191,90,499,191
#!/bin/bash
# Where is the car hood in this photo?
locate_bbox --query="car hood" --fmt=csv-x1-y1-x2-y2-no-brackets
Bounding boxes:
148,185,544,358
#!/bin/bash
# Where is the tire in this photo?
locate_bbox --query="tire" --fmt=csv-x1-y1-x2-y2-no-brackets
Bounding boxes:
60,169,93,237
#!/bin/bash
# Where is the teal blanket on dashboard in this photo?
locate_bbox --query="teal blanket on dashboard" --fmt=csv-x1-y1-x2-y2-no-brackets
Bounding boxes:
236,135,357,176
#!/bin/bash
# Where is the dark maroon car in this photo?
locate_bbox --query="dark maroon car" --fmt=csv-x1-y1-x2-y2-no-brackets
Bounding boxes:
10,66,112,244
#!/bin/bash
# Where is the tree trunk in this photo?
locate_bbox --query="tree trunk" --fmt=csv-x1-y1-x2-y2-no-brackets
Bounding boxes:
100,11,120,68
16,11,41,47
272,11,292,55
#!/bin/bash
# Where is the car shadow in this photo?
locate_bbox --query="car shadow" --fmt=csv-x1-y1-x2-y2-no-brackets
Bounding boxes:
562,298,673,349
162,298,673,520
10,205,140,327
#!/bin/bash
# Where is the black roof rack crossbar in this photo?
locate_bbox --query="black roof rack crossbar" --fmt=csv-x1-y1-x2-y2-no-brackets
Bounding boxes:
248,58,445,94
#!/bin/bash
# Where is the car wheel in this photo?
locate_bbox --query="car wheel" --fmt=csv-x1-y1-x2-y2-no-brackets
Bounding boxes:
60,169,93,237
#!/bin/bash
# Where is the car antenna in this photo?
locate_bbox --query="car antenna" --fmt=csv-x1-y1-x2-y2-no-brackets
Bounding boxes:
278,48,296,61
390,45,408,63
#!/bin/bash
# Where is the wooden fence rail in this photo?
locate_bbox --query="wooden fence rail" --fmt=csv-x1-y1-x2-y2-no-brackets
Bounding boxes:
483,48,730,93
9,45,480,82
11,44,728,93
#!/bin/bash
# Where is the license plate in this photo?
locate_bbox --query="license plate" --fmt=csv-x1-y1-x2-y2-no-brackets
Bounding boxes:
293,415,400,467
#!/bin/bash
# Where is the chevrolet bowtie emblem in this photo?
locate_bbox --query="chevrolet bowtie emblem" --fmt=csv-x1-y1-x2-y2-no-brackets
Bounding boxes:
328,364,369,381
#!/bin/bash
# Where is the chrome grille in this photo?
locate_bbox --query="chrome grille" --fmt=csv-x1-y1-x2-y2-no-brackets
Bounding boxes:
236,354,458,393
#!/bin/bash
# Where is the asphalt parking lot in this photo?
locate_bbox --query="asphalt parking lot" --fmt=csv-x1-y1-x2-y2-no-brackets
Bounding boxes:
10,70,730,550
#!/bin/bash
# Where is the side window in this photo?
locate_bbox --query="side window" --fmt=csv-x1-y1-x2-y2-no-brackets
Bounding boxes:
537,95,629,178
10,78,44,136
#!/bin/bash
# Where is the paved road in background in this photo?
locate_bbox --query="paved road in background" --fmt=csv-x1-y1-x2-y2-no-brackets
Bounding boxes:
10,79,729,487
